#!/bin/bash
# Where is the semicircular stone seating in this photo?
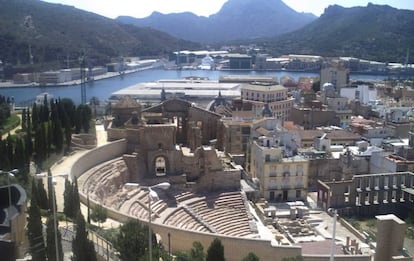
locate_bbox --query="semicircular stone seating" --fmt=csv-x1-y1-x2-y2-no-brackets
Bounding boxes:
80,158,258,238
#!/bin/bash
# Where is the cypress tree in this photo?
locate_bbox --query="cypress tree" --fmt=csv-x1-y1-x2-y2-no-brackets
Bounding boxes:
14,138,28,184
53,119,64,153
46,214,63,261
6,134,14,168
64,125,72,153
37,179,49,210
22,108,27,131
32,103,39,131
47,121,52,156
74,106,82,133
34,125,46,165
0,140,11,170
80,104,92,133
72,177,80,217
25,131,33,160
27,179,46,261
72,212,97,261
63,178,73,218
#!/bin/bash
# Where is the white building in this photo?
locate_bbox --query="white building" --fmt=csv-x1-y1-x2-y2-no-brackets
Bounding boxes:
340,84,378,105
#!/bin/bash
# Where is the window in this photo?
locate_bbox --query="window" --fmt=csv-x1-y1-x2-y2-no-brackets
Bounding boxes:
392,190,397,202
155,156,166,176
373,192,379,204
356,193,361,206
366,177,371,190
383,191,388,203
241,127,250,135
296,190,301,199
364,192,370,205
374,177,379,189
296,165,304,176
265,154,270,162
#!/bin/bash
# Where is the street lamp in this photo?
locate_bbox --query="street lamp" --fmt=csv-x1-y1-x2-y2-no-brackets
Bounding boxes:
36,172,68,261
330,209,338,261
125,182,171,261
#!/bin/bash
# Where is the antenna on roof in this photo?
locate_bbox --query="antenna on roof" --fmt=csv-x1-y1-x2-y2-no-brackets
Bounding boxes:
405,48,410,70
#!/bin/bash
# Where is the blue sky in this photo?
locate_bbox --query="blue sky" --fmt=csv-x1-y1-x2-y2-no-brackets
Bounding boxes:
42,0,414,19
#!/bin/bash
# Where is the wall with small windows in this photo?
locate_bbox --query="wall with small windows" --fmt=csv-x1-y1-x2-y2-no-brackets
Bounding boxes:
317,172,414,217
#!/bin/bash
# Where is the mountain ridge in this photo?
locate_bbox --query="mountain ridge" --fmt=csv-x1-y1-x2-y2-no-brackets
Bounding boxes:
116,0,317,43
262,3,414,63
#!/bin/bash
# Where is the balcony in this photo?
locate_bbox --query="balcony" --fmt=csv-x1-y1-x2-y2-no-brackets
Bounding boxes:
283,172,290,178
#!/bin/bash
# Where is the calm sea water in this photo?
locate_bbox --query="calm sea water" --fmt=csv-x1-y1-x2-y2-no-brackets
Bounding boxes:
0,69,387,106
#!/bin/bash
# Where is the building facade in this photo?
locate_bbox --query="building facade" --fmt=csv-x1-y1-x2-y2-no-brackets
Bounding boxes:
317,171,414,217
240,83,294,120
250,135,309,202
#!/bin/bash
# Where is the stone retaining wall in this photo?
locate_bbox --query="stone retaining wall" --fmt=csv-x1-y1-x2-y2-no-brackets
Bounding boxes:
70,139,127,179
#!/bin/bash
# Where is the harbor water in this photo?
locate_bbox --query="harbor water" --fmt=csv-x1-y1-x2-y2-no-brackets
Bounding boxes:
0,69,389,106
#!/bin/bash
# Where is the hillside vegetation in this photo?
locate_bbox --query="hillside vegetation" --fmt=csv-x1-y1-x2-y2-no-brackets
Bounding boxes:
0,0,199,70
263,4,414,63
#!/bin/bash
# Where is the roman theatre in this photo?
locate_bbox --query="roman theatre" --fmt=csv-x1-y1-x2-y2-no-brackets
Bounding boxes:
70,97,367,261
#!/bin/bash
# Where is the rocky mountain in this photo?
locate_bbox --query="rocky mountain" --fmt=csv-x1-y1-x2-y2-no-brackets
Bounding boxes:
117,0,316,43
264,3,414,63
0,0,200,69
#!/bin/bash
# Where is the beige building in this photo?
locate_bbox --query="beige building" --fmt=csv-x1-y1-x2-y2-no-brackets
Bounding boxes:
298,128,361,148
240,83,294,120
250,134,309,202
217,117,285,167
320,66,349,90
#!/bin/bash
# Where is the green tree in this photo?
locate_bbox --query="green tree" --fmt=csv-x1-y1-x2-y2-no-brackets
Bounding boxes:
46,214,63,261
242,252,259,261
21,108,27,131
206,238,225,261
75,104,92,133
53,119,64,153
311,81,321,93
116,219,157,261
190,241,205,261
27,179,46,261
63,178,73,218
36,179,49,210
72,177,81,217
72,212,97,261
174,241,205,261
90,204,107,227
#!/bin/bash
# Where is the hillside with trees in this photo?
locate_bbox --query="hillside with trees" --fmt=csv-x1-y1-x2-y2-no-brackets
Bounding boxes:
0,0,199,71
262,3,414,63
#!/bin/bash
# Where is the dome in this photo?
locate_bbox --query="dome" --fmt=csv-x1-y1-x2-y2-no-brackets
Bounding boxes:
322,82,334,91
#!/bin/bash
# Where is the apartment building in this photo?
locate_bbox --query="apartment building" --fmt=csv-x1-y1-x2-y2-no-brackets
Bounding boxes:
250,133,308,202
240,82,294,120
